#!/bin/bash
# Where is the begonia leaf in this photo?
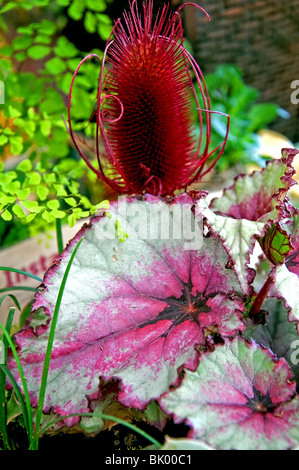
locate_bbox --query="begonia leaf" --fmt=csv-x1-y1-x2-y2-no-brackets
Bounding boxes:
161,436,215,450
7,194,245,425
284,212,299,277
160,337,299,450
271,264,299,332
198,197,264,293
245,298,299,384
210,149,298,222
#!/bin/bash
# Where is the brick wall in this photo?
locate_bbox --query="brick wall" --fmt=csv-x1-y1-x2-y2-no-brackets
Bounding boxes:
183,0,299,142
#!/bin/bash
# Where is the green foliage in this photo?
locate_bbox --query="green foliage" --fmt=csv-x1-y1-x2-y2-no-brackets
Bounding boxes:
0,0,113,244
195,64,289,170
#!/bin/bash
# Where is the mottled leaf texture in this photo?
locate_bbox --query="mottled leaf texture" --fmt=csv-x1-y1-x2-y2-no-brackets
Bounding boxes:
285,212,299,277
272,264,299,332
198,198,264,293
260,223,293,265
161,436,214,450
210,149,298,222
160,337,299,450
7,194,245,424
246,298,299,384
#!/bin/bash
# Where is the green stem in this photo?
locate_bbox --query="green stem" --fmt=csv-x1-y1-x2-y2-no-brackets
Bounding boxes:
55,218,63,255
0,308,15,450
39,412,162,449
0,320,34,443
32,237,84,450
0,286,37,295
0,267,42,283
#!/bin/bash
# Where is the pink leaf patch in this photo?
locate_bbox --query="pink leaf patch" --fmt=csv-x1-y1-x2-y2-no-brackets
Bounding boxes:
210,148,298,222
7,195,245,423
160,337,299,450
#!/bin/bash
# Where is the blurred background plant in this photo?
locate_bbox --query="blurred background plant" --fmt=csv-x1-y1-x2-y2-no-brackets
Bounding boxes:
193,64,291,172
0,0,115,249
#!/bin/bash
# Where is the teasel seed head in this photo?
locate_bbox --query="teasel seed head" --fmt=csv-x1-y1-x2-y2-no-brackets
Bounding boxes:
68,1,229,197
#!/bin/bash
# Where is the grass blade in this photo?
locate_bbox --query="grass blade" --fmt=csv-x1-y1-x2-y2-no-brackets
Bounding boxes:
0,294,21,311
39,412,162,449
0,364,29,438
55,218,64,255
0,267,42,283
32,236,84,450
0,286,37,295
0,320,34,444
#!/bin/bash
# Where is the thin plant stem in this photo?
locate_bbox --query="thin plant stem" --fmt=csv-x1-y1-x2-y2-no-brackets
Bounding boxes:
0,307,15,450
0,286,37,295
31,237,84,450
0,267,42,283
0,364,30,439
0,294,21,311
39,412,163,449
249,273,275,320
0,320,34,443
55,218,64,256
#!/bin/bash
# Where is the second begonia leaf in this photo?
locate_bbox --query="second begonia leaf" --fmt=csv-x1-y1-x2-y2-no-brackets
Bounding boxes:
210,148,298,222
160,337,299,450
245,298,299,384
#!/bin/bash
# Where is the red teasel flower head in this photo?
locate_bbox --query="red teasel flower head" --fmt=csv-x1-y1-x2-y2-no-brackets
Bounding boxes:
67,1,229,197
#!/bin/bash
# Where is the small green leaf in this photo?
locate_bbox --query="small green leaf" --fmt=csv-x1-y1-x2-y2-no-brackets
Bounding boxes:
1,209,12,221
14,51,26,62
47,199,59,210
43,173,56,184
50,209,66,219
0,45,13,56
45,57,67,75
21,200,38,210
67,213,76,228
65,197,77,207
53,36,78,58
86,0,106,11
42,210,54,223
17,25,34,35
8,106,22,118
17,159,32,172
9,136,23,155
40,120,52,136
84,11,97,34
16,188,31,200
97,20,112,40
0,135,8,145
34,34,52,44
27,172,42,186
3,128,14,136
2,182,20,194
25,213,37,223
53,184,68,197
40,88,65,114
68,0,85,20
12,204,26,218
0,2,17,14
29,205,45,214
36,185,49,201
38,19,56,35
12,35,33,50
0,171,16,184
27,45,51,60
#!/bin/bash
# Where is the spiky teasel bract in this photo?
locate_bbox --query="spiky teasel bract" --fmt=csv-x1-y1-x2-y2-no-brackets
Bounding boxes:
68,1,229,196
